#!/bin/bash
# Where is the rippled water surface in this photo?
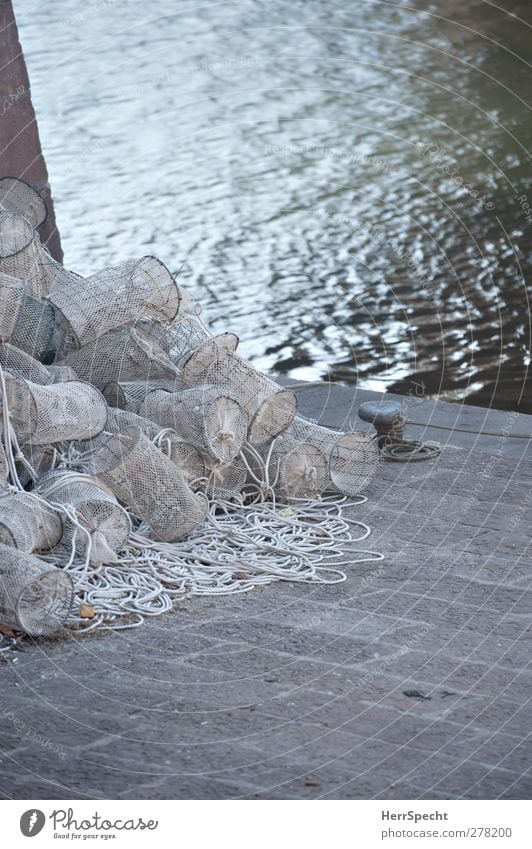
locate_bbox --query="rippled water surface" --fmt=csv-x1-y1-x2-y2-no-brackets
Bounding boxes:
19,0,532,411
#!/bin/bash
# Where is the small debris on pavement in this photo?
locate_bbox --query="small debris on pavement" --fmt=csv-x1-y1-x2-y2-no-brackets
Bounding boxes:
403,689,431,700
79,604,96,619
232,571,248,581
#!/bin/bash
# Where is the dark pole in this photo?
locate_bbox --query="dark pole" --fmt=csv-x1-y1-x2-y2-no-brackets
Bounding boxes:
0,0,62,261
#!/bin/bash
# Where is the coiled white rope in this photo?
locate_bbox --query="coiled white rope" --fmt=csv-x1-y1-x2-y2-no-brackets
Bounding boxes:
0,362,383,637
61,451,383,632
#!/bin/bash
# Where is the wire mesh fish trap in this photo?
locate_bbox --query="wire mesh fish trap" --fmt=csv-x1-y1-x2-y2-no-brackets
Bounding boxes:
0,491,63,552
101,407,206,483
258,439,330,499
10,291,58,363
57,325,180,389
87,426,207,542
0,276,57,361
157,314,210,363
4,375,108,445
37,471,131,565
0,177,47,228
282,417,379,496
0,342,52,384
203,455,247,498
48,256,181,353
0,211,61,298
102,378,185,413
141,314,236,367
140,385,248,463
181,340,297,444
0,542,73,636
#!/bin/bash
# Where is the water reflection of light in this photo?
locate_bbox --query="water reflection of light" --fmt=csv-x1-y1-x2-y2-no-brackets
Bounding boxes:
18,0,532,412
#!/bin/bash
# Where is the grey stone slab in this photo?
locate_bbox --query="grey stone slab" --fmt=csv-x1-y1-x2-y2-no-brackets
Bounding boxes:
0,385,530,798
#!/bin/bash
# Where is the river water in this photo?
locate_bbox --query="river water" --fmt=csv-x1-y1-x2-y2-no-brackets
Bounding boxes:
18,0,532,412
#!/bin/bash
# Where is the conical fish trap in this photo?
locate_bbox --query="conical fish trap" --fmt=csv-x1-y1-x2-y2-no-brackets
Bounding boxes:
0,276,56,361
0,543,73,636
9,291,58,362
140,385,248,463
163,314,211,362
57,325,179,389
178,334,238,381
263,439,330,499
0,177,47,228
285,417,379,495
0,491,63,552
0,211,61,297
102,378,185,413
100,407,207,485
143,314,226,366
4,375,108,445
181,340,297,444
37,471,131,564
87,426,207,542
0,342,52,384
48,255,181,352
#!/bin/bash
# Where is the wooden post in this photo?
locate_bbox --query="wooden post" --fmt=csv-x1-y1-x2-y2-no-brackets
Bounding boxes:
0,0,62,261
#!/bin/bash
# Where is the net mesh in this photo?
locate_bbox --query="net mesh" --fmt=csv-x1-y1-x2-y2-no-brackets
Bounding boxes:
0,491,62,552
152,314,210,363
140,385,248,462
57,325,180,389
0,266,58,361
0,342,52,384
15,444,55,488
102,378,185,413
46,364,79,383
48,256,181,352
260,439,330,499
87,426,207,542
282,417,379,495
37,471,131,564
203,456,247,497
0,543,73,635
4,375,108,445
141,314,238,367
181,341,297,444
0,211,62,298
97,406,207,487
10,292,58,363
0,177,47,228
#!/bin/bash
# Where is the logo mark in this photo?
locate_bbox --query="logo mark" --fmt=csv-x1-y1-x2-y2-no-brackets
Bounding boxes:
20,810,46,837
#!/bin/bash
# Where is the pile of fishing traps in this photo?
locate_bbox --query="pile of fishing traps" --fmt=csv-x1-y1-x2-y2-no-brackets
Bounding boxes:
0,178,381,643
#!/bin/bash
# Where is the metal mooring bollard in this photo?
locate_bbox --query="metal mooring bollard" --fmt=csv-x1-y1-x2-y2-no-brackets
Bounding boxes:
358,400,405,448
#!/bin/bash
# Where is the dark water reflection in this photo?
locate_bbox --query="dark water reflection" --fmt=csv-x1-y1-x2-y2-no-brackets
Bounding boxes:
19,0,532,411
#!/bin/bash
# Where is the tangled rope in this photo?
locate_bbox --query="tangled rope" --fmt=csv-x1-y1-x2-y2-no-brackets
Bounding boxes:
60,488,383,633
0,363,384,641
